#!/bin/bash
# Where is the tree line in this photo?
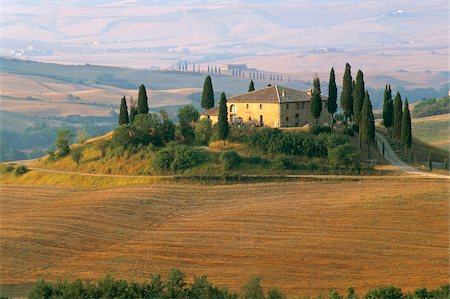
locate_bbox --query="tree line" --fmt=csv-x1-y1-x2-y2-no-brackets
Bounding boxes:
20,270,450,299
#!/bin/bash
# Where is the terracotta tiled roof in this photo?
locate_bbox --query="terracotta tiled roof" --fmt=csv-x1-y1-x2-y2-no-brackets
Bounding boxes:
227,85,326,103
200,106,219,116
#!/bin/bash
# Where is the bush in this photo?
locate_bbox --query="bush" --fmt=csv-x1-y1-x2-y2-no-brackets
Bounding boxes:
246,155,268,165
152,149,174,172
55,128,74,157
171,146,198,171
343,127,355,137
111,125,138,149
14,164,28,176
328,143,358,170
273,155,297,170
0,164,15,174
71,147,84,165
219,150,242,170
310,125,332,135
364,287,403,299
28,279,54,299
195,118,213,145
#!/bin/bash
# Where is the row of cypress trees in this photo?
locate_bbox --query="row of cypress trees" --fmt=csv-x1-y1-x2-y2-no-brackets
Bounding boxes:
119,84,150,125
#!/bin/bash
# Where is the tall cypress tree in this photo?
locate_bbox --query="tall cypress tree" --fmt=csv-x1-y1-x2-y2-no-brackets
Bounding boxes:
310,76,322,125
401,98,412,154
129,96,137,124
217,92,229,145
340,63,353,125
383,85,393,132
118,95,129,125
361,91,375,158
137,84,149,114
248,79,255,92
393,92,403,140
327,67,338,127
201,75,215,109
353,70,365,129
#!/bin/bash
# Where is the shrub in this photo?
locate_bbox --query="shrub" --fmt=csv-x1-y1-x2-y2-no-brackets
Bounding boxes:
14,164,28,176
267,288,286,299
310,125,332,135
171,146,198,171
111,125,138,149
28,279,54,299
152,149,174,172
47,150,56,161
71,147,84,165
272,155,297,170
0,164,15,174
364,287,403,299
219,150,242,170
246,155,268,165
343,127,355,137
328,144,358,170
242,277,265,299
55,128,74,157
195,118,213,145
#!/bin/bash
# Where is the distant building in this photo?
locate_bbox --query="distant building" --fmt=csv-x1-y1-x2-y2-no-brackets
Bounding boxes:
200,85,330,128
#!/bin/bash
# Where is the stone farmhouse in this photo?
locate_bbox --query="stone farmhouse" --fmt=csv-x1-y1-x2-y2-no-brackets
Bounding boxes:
200,85,330,128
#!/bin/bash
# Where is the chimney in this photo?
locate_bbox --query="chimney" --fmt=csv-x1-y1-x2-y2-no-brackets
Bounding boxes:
282,89,286,97
306,88,312,96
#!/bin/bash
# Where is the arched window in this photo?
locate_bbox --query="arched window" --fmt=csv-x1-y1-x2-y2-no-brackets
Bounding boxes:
230,104,236,112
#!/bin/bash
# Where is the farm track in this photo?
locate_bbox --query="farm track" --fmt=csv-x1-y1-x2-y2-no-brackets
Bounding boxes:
0,179,448,297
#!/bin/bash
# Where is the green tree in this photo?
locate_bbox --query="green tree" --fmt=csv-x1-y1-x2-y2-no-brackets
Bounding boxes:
393,92,403,140
248,79,255,92
76,129,89,144
383,85,394,132
217,92,229,145
219,150,242,170
118,95,129,125
428,151,432,171
166,269,187,299
361,91,375,159
353,70,365,131
129,96,138,124
137,84,149,114
159,110,176,143
201,75,215,109
177,105,200,142
327,67,338,127
267,288,286,299
55,128,74,157
71,147,84,165
242,277,265,299
310,76,322,125
364,287,403,299
401,98,412,154
195,118,213,145
340,63,353,125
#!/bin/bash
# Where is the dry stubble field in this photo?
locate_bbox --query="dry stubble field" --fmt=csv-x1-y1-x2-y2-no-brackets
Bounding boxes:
0,178,448,297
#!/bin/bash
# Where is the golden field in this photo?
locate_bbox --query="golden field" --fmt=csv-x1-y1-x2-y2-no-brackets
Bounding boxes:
0,178,448,297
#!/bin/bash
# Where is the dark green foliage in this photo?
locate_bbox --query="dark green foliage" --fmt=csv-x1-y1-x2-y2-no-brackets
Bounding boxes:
273,155,297,170
217,92,229,143
160,110,176,143
129,96,138,124
242,277,265,299
413,96,449,118
427,284,449,298
393,92,403,140
219,150,242,170
353,70,365,127
111,125,138,149
401,98,412,149
55,128,74,157
364,287,403,299
118,95,129,125
132,114,165,146
137,84,149,114
383,85,393,130
444,159,448,170
0,164,15,174
340,63,354,122
328,143,358,170
361,91,375,158
346,287,358,299
201,75,215,109
71,147,84,165
343,127,355,137
310,125,332,135
14,164,28,176
195,118,213,145
97,139,110,158
329,289,344,299
166,269,187,299
28,279,54,299
310,76,322,124
267,288,286,299
428,151,432,171
413,287,428,299
248,79,255,92
246,128,327,158
327,67,338,118
178,105,200,142
152,145,198,172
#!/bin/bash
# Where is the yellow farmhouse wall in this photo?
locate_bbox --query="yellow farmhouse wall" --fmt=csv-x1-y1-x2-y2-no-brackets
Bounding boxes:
200,114,218,124
228,101,280,127
279,101,331,127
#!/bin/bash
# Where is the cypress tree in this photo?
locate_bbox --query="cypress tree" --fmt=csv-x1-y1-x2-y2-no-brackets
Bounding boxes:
217,92,229,145
310,76,322,125
248,79,255,92
201,75,215,109
137,84,149,114
428,151,432,171
383,85,393,132
401,98,412,154
118,95,129,125
129,96,138,124
361,91,375,158
340,63,353,125
353,70,365,129
393,92,403,140
327,67,338,127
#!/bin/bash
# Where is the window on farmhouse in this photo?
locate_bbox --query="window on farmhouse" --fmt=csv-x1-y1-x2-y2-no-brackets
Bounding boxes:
230,105,236,112
259,104,263,109
301,102,305,109
246,104,249,109
286,116,289,121
296,102,300,110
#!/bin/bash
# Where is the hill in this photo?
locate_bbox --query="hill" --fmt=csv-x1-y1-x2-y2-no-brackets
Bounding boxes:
0,178,447,298
412,113,450,151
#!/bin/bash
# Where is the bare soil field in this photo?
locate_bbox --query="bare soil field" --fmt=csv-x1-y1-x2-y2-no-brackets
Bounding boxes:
0,178,448,297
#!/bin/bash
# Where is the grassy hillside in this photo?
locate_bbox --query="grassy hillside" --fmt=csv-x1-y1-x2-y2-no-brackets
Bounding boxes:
412,113,450,151
0,179,447,297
